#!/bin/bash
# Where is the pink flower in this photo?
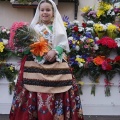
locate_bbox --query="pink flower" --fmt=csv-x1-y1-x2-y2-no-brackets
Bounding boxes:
9,22,28,50
102,60,112,71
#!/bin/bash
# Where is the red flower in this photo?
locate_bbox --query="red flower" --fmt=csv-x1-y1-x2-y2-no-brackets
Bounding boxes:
114,56,120,62
102,60,112,70
105,58,113,63
82,23,87,28
97,37,118,48
73,26,78,32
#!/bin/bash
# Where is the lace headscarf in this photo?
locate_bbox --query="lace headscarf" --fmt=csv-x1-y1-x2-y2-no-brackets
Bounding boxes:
30,0,70,52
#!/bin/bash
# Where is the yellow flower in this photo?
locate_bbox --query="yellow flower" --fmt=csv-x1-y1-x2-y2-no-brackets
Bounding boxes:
9,66,14,72
63,22,68,27
75,57,85,63
98,2,105,10
80,6,90,13
96,10,105,18
104,4,112,11
89,38,94,42
94,23,104,32
107,24,118,39
72,40,76,44
77,41,80,45
107,24,117,32
99,2,104,7
93,23,106,38
0,42,5,52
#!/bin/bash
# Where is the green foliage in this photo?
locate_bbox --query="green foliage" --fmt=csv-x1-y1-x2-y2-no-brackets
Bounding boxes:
0,48,13,61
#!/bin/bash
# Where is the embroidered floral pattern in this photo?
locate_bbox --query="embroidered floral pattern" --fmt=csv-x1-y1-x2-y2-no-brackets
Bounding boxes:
10,81,84,120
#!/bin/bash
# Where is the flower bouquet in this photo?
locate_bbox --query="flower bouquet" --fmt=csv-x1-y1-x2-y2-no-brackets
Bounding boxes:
80,6,97,22
96,1,115,24
96,36,118,56
0,26,10,40
102,58,116,96
9,22,36,57
9,22,52,63
106,23,119,39
0,27,13,61
0,63,18,94
93,23,107,38
86,56,102,96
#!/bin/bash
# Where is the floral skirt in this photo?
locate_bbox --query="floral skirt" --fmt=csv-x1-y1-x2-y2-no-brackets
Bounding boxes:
9,57,84,120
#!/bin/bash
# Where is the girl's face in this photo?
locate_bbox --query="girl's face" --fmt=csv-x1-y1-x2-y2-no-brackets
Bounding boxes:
39,2,54,24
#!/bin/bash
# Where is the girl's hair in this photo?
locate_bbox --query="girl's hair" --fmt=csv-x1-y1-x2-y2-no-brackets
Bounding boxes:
39,0,54,11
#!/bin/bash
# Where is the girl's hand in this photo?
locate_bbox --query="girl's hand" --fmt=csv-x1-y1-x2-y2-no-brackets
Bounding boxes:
44,50,57,62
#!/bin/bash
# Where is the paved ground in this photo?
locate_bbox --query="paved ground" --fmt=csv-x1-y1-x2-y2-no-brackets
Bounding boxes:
0,115,120,120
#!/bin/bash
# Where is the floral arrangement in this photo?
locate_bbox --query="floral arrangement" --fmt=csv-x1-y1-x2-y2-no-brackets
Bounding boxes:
8,22,36,58
0,27,13,61
63,1,120,96
1,1,120,96
0,21,50,94
0,26,18,94
0,63,18,94
8,21,50,59
81,0,120,24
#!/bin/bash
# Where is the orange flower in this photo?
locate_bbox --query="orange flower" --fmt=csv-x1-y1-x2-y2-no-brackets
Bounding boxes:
93,56,105,65
30,37,49,57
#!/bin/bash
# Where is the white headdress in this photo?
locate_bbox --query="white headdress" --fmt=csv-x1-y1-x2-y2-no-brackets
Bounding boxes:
30,0,70,52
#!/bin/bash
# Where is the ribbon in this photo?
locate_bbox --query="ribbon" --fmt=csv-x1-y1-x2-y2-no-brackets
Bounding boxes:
104,79,114,87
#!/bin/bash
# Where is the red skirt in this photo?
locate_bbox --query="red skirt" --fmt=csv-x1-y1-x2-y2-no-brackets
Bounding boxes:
9,56,84,120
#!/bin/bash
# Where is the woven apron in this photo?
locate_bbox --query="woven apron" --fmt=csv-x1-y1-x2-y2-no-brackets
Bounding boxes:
23,56,73,93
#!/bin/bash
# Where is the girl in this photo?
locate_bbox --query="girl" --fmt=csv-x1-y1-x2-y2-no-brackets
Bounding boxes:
9,0,84,120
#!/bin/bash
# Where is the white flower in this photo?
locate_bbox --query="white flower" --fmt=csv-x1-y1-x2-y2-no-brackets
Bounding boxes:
110,11,115,16
6,30,10,34
76,55,81,58
78,62,84,67
78,26,84,32
107,8,115,16
68,36,73,41
81,36,87,41
105,23,112,27
2,28,6,33
114,2,120,8
85,27,93,32
72,20,80,24
87,20,94,25
2,38,8,45
101,24,107,31
115,38,120,47
95,37,99,41
75,45,80,51
93,44,99,50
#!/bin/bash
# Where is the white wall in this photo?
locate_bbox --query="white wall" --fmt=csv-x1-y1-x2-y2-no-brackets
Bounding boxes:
0,0,120,116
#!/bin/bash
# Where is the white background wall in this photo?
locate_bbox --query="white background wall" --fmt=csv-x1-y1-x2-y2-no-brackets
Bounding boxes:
0,0,120,116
